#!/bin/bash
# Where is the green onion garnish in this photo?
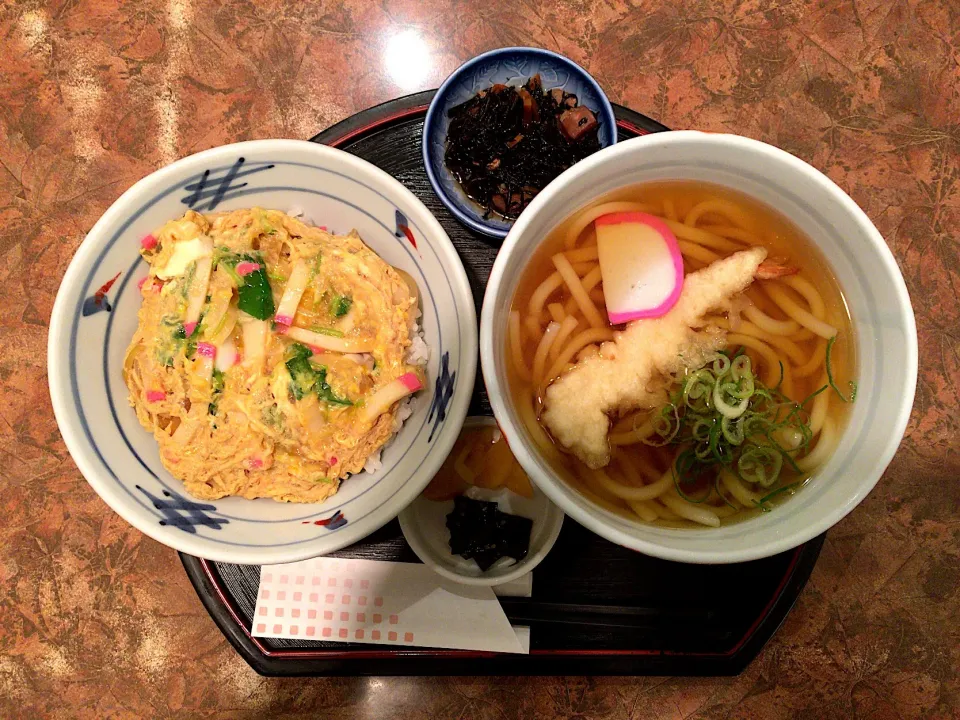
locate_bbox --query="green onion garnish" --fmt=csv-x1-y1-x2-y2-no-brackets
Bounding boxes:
648,350,821,499
754,481,801,511
825,335,857,402
310,326,344,337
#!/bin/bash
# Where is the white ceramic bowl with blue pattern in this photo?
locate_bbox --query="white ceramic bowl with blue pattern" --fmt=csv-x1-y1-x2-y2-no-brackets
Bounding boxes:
48,140,477,565
423,47,617,239
482,131,917,564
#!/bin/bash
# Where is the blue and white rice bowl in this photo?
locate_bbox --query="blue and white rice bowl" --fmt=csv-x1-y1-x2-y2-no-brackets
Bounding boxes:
48,140,477,564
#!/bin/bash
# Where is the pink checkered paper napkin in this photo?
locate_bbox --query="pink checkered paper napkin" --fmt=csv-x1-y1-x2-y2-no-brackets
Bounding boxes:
253,557,527,654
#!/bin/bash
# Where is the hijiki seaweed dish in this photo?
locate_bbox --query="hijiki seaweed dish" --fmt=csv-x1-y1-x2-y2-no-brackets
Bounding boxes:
444,75,602,219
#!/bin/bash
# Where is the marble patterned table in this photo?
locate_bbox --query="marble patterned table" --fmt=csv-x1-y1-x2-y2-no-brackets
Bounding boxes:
0,1,956,718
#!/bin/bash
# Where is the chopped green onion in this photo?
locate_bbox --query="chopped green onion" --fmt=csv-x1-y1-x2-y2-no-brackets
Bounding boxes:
721,415,744,445
754,481,801,510
691,417,714,445
737,445,782,488
731,354,751,380
209,369,225,415
683,369,714,412
825,335,857,402
797,384,829,408
642,403,680,447
713,380,750,418
645,344,831,511
711,354,731,376
310,326,344,338
308,253,323,283
671,450,712,504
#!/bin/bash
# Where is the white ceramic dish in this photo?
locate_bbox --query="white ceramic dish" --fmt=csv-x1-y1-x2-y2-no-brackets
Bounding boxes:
480,130,917,565
398,416,564,586
48,140,477,565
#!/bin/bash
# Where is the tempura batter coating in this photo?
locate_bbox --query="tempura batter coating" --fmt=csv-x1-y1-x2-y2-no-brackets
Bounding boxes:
542,247,767,468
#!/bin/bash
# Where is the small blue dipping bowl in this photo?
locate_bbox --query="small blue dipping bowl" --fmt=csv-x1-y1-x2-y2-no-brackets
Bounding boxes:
423,47,617,239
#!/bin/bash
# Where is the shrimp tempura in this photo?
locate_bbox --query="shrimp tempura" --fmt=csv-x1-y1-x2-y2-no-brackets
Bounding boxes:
542,247,767,468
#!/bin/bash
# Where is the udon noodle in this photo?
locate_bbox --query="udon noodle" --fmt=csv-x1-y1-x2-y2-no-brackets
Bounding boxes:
508,182,856,528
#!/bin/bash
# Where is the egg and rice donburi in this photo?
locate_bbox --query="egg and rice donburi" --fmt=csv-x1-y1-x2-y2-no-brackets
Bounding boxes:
124,208,426,503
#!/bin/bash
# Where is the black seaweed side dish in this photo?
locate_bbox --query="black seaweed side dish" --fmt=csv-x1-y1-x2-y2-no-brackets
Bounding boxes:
444,75,602,219
446,496,533,571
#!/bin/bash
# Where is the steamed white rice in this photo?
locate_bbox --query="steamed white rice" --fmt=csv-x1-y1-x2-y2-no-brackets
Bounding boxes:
286,205,313,225
363,316,430,475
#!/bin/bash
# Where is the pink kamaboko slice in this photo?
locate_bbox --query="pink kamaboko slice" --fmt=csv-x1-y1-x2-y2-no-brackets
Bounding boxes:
595,212,684,324
183,246,214,336
235,261,261,276
361,373,423,424
240,317,269,369
274,259,310,327
194,342,216,381
215,336,239,372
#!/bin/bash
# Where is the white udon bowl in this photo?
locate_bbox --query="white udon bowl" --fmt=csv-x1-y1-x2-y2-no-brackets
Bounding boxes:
480,131,917,565
48,140,477,565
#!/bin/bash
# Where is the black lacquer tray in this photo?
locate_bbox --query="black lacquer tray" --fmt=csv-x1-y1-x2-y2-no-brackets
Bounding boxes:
180,91,824,677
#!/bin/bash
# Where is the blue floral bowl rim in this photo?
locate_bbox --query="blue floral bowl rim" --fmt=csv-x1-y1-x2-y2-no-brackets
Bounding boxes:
46,139,479,564
422,46,618,240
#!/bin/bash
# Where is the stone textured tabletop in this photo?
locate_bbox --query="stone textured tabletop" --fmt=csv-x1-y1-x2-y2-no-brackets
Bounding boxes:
1,1,957,718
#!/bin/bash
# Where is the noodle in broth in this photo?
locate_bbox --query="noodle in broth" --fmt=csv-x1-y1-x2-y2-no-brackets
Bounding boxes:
507,182,857,528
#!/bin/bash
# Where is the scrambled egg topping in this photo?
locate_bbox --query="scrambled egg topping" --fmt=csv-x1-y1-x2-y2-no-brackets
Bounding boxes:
123,208,423,503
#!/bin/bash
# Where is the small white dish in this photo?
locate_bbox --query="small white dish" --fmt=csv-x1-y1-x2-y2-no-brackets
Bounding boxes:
399,417,564,586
